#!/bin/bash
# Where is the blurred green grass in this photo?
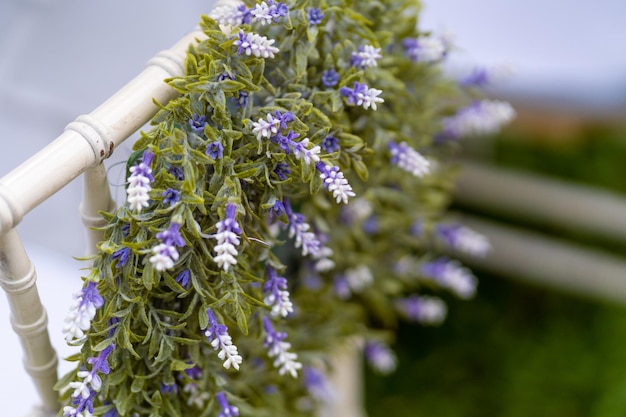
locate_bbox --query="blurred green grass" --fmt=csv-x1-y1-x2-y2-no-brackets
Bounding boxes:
366,123,626,416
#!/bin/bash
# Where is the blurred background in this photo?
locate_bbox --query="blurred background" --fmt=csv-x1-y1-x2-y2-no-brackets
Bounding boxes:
1,0,626,416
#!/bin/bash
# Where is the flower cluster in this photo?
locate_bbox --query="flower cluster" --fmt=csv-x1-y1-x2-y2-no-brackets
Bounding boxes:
264,266,294,318
388,141,431,177
436,223,491,257
250,1,288,25
209,3,251,26
211,203,242,272
126,150,154,212
63,281,104,342
350,45,382,68
439,99,516,140
364,341,397,374
263,317,302,378
421,258,478,299
234,30,279,58
395,295,447,325
315,161,356,204
402,36,446,63
283,199,321,256
340,82,384,110
216,392,239,417
204,309,243,370
149,222,185,271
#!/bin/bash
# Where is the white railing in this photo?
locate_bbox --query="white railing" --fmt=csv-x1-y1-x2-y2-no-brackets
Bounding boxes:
0,28,203,416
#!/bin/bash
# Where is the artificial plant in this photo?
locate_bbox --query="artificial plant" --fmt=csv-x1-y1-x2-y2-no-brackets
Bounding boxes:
59,1,514,416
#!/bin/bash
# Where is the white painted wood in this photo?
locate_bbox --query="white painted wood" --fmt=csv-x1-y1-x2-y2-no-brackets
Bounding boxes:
0,28,203,236
0,228,58,412
324,340,368,417
454,160,626,242
80,163,116,255
452,214,626,303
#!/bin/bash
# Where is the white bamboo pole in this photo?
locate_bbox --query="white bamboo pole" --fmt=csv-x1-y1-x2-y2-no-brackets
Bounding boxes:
80,163,116,255
325,341,368,417
0,28,203,236
454,160,626,241
0,229,58,412
451,214,626,303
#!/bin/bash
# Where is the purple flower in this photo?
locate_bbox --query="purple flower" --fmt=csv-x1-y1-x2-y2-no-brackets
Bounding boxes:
184,364,202,380
388,141,430,177
175,269,191,289
333,275,351,299
63,281,104,342
308,7,324,25
204,309,243,370
362,216,379,235
216,392,239,417
232,91,249,109
435,223,490,257
111,247,130,267
350,45,382,68
396,295,447,325
263,317,302,377
126,150,154,212
304,367,334,403
420,258,477,299
321,68,339,87
162,188,181,206
315,161,355,204
271,130,299,154
160,382,178,395
364,341,397,374
402,37,446,63
273,162,290,181
438,100,515,141
87,343,114,375
189,114,206,133
321,135,340,152
169,166,184,180
206,141,224,159
283,199,321,256
150,223,186,271
250,1,288,25
102,406,119,417
234,30,279,58
212,203,242,272
264,266,294,317
340,82,384,110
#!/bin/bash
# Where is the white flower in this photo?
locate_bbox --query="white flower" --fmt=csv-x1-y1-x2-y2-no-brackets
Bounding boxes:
356,87,384,110
403,36,446,63
250,1,273,25
443,100,516,139
209,3,248,26
251,113,281,140
316,162,356,204
352,44,382,68
292,138,321,165
234,30,279,59
345,265,373,292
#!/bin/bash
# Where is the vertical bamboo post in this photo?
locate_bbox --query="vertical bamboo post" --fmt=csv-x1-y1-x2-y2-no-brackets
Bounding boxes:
80,163,116,255
0,229,58,412
324,341,368,417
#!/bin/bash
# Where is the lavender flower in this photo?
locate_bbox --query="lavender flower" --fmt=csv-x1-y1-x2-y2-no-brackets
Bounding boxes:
206,141,224,160
63,281,104,342
234,30,279,58
283,199,321,256
396,295,447,325
321,68,339,87
126,150,154,212
162,188,180,206
304,367,334,403
252,112,281,140
311,240,335,272
403,36,446,63
271,130,299,154
263,317,302,378
388,141,430,177
65,344,114,417
175,269,191,289
439,100,515,140
316,162,355,204
216,392,240,417
291,138,321,165
111,247,130,267
263,266,294,317
350,45,382,68
211,203,242,272
308,7,324,25
169,165,184,180
160,383,178,395
189,114,207,133
333,275,351,300
204,309,243,370
149,222,186,271
209,3,251,26
233,91,249,109
340,82,384,110
435,223,491,257
364,341,397,374
459,64,513,88
420,258,477,299
273,162,291,180
321,135,340,152
250,1,288,25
